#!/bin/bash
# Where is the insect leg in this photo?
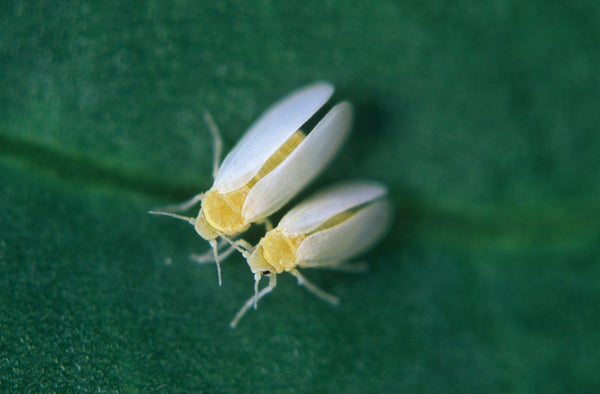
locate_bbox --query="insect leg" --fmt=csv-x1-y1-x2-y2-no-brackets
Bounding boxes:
207,239,223,287
203,111,223,179
230,274,277,328
190,239,231,263
289,268,339,305
221,237,254,258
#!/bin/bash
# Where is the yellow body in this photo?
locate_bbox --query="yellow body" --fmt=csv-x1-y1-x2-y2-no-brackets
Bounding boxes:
249,230,305,274
194,131,304,240
248,208,358,274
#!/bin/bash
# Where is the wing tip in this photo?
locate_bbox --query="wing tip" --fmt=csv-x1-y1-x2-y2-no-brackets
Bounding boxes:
300,80,335,101
328,180,389,201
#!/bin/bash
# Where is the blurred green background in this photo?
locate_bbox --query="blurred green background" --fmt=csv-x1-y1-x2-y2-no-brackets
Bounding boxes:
1,1,599,392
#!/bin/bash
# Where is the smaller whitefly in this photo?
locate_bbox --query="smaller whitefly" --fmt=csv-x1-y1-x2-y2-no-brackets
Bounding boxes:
230,181,392,328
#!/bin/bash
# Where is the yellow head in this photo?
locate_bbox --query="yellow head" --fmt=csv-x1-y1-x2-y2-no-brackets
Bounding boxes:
193,210,219,241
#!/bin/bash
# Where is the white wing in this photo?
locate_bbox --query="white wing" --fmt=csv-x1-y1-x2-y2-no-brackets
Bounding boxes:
276,181,388,235
242,102,353,222
296,199,392,263
213,82,334,193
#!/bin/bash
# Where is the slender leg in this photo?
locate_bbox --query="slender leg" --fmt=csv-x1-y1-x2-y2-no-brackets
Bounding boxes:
191,236,254,264
191,244,237,263
203,111,223,179
190,239,230,263
298,261,369,273
151,193,204,214
230,274,277,328
190,238,225,286
289,269,339,305
221,237,254,258
208,239,223,287
234,239,255,257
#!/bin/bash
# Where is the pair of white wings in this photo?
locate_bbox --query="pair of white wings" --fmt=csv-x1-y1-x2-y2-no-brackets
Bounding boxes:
280,181,391,264
212,82,353,223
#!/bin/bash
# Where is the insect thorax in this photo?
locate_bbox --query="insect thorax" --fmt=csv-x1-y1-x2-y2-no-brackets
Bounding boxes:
200,130,306,237
201,188,251,236
254,230,304,274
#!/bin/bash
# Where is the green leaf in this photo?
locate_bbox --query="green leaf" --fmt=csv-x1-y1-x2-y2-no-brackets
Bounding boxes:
2,1,599,391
